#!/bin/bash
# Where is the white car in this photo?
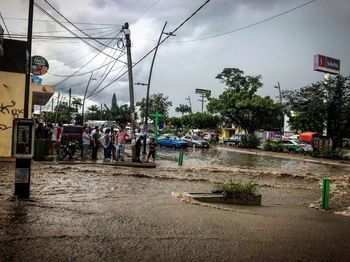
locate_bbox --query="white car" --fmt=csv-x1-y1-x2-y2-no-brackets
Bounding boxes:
296,141,313,152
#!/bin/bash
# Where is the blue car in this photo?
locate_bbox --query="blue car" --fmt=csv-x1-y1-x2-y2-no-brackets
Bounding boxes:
157,135,188,149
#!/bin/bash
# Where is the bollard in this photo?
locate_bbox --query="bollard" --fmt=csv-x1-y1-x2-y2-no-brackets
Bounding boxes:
321,177,330,209
178,151,184,166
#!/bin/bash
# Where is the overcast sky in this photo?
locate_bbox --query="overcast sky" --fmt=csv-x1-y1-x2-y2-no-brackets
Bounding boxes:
1,0,350,115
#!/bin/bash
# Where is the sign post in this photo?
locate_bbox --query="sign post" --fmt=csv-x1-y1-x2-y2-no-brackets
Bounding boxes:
195,88,211,113
149,112,163,142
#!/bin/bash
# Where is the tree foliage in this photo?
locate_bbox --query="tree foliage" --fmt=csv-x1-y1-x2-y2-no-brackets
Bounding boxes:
136,93,172,119
175,104,191,116
168,113,221,130
181,113,221,129
207,68,283,133
71,97,82,112
283,75,350,149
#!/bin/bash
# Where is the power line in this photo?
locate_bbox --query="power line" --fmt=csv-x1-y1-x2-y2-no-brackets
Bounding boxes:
53,33,125,89
34,2,125,62
43,0,122,51
88,0,211,99
4,16,120,27
168,0,317,43
130,0,162,24
3,34,120,40
49,32,125,80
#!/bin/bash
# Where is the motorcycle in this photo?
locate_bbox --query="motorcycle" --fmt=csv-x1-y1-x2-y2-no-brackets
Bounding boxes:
58,140,78,161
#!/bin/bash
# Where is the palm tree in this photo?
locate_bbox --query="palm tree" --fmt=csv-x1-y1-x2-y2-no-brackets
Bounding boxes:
175,104,191,117
87,104,99,112
71,98,82,112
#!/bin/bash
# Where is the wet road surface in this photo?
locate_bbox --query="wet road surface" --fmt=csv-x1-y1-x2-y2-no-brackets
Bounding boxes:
0,147,350,261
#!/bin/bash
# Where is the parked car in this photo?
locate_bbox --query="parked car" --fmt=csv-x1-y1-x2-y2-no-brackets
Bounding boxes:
296,141,313,152
181,135,210,148
61,125,83,144
223,134,244,146
157,135,188,149
281,140,312,152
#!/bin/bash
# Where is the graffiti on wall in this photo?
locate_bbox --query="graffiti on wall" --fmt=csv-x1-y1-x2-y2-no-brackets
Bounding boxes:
0,100,24,131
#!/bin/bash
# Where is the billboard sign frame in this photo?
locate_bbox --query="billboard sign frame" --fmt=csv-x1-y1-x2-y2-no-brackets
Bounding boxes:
195,88,211,98
313,54,340,75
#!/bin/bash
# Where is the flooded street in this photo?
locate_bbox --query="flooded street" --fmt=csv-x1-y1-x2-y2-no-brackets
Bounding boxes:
1,147,350,261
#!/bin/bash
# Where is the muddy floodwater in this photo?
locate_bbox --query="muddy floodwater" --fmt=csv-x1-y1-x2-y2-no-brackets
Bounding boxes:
0,146,349,261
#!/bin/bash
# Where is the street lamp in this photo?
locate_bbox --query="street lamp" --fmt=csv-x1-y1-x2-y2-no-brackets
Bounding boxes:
140,21,175,154
82,73,97,125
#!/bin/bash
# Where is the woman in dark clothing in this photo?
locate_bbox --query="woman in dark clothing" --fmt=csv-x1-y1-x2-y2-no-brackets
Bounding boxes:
135,135,144,162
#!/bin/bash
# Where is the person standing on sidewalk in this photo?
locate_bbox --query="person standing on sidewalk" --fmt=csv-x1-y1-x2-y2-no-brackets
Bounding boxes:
134,135,144,163
82,127,91,161
51,123,62,160
110,129,117,160
103,129,111,161
146,137,156,164
116,126,128,161
91,126,100,160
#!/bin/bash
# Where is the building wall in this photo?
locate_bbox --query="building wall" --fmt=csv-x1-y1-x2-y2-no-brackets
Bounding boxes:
0,71,31,157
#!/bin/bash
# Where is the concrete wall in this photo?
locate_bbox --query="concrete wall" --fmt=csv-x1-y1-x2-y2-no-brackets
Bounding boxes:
0,71,30,157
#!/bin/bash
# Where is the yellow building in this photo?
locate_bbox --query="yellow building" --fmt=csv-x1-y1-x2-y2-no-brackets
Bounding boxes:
0,38,54,158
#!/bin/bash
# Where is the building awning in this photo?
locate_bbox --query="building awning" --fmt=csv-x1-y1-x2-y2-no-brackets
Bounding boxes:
31,84,55,106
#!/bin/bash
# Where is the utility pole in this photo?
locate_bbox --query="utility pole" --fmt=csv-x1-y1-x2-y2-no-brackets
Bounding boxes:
68,88,71,122
274,82,283,133
185,95,192,113
68,88,72,109
199,94,206,113
82,73,94,126
14,0,34,199
100,103,103,120
123,22,135,139
51,98,54,112
55,92,60,124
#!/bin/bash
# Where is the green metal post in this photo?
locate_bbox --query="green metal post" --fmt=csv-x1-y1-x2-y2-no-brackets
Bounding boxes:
177,151,184,166
321,177,330,209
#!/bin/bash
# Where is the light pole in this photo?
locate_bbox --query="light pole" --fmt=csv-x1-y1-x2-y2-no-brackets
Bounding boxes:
140,21,175,154
185,96,192,113
274,81,282,104
82,73,97,125
274,82,283,133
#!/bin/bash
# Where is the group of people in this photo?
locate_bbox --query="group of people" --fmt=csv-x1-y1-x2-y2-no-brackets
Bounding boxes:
81,125,156,163
35,122,63,158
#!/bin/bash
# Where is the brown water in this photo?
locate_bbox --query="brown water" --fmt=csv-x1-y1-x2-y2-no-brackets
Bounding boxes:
1,148,349,261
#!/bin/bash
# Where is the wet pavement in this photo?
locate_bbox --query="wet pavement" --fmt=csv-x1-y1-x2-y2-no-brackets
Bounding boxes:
0,146,350,261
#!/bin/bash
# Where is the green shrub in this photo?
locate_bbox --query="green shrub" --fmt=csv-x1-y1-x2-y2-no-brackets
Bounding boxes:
240,134,260,148
212,181,258,196
311,145,348,160
264,140,284,152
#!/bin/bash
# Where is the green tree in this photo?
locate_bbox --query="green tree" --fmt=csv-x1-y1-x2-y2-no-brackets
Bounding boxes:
136,93,172,119
182,113,221,129
115,104,131,125
175,104,191,116
168,117,183,129
207,68,283,133
86,104,101,121
71,97,82,112
111,93,117,111
283,75,350,149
